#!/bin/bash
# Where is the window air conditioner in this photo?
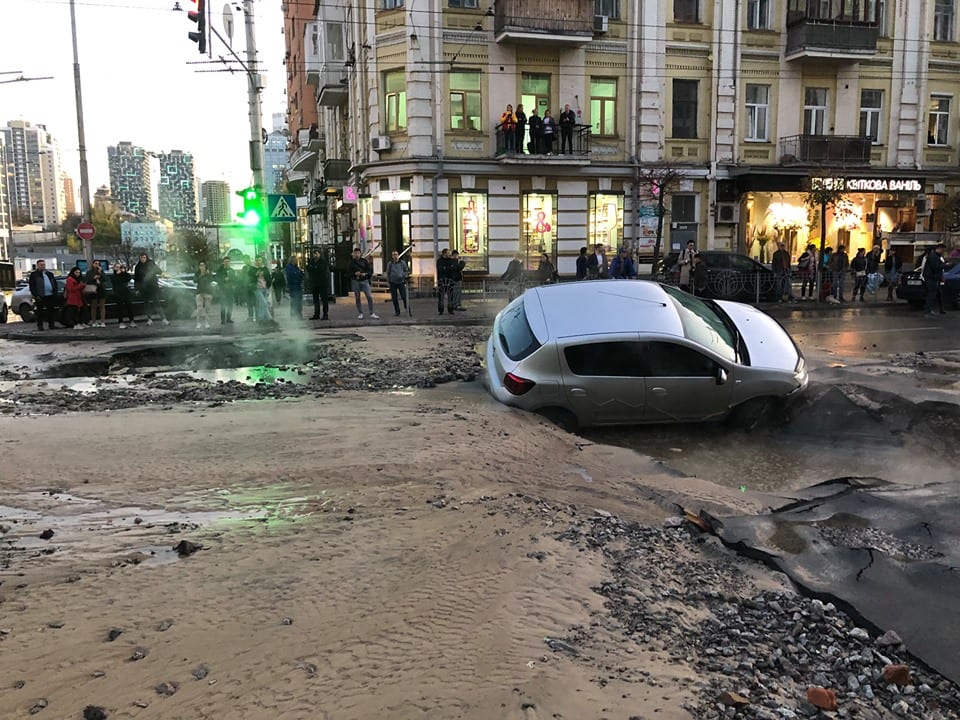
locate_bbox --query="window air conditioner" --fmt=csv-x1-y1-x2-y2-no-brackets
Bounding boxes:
371,136,392,152
594,15,609,33
716,202,740,224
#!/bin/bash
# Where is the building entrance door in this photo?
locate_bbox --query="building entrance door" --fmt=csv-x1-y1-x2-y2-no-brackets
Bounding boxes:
380,201,411,271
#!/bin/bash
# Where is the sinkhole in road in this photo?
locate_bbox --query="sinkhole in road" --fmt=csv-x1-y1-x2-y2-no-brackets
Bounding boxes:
37,336,363,387
583,384,960,493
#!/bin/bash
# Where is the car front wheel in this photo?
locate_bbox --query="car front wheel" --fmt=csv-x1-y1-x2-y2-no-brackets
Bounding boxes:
18,303,35,322
0,302,7,323
728,396,778,432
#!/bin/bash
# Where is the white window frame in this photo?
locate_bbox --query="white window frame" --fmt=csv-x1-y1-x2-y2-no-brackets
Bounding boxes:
380,0,403,9
928,94,952,147
934,0,955,42
745,84,770,141
746,0,770,30
448,0,479,7
859,89,883,144
803,88,828,136
877,0,888,36
595,0,621,18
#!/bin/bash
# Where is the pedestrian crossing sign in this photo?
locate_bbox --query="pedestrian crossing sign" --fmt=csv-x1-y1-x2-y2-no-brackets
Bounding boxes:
267,193,297,223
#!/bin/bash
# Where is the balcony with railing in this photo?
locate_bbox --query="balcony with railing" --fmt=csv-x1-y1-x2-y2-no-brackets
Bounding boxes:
779,135,872,166
494,123,592,163
785,0,879,60
494,0,594,44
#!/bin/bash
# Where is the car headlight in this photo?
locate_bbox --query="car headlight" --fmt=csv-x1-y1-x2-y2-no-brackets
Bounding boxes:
794,356,807,382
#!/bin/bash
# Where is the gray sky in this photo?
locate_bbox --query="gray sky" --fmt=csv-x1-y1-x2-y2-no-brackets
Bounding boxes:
0,0,286,206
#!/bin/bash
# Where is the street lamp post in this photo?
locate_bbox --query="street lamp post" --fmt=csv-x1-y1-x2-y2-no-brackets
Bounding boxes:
69,0,93,263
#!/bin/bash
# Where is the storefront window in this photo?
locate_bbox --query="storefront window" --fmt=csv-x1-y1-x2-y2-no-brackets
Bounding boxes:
453,192,488,271
357,197,375,252
522,193,557,269
588,193,624,252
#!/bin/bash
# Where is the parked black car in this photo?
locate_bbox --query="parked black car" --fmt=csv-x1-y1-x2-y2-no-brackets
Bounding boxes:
12,275,197,323
659,251,778,302
896,259,960,308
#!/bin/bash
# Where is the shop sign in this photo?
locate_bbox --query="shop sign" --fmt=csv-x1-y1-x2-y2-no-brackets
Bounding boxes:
812,177,923,193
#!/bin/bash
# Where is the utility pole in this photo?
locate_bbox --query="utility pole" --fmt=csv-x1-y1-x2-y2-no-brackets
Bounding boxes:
69,0,93,263
242,0,266,256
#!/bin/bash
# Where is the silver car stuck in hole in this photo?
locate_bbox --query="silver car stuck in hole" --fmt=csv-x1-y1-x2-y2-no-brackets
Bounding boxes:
484,280,807,429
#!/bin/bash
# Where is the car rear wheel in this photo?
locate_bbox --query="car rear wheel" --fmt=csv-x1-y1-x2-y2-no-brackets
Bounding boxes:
538,407,580,433
18,303,35,322
0,302,7,323
728,396,778,432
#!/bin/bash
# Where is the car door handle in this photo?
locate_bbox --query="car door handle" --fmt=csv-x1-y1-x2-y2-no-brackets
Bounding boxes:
651,387,668,395
570,388,587,397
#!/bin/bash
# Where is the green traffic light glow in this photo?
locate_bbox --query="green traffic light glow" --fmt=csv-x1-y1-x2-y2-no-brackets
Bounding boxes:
240,209,261,226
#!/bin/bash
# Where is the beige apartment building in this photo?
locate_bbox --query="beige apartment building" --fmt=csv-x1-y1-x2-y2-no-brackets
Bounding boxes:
283,0,960,281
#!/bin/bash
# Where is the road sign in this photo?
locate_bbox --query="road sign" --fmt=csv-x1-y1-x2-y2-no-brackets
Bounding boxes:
267,193,297,223
76,222,96,241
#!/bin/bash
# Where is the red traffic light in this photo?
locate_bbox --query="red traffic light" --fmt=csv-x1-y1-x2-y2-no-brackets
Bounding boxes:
187,0,207,54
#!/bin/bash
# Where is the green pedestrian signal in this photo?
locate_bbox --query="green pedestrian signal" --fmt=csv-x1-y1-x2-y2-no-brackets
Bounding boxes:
237,186,265,227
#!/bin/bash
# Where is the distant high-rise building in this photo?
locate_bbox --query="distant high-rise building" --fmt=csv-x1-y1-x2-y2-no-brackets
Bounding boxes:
157,150,198,226
108,141,152,217
62,174,76,216
264,128,289,194
0,134,10,259
200,180,231,225
2,120,65,227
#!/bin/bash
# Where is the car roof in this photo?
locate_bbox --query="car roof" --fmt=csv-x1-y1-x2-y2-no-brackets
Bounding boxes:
528,280,684,340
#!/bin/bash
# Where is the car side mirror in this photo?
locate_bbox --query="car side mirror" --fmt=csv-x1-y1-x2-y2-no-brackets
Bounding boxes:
716,367,728,386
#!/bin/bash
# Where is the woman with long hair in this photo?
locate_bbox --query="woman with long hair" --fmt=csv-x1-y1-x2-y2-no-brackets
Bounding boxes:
85,260,107,327
63,267,87,329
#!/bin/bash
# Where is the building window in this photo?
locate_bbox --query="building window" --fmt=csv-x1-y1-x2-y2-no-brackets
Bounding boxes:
674,0,699,23
745,84,769,141
590,78,617,137
595,0,621,19
877,0,888,35
672,80,698,139
935,0,955,41
588,193,624,252
928,95,951,146
859,89,883,144
746,0,770,29
449,71,481,131
522,193,558,270
453,192,487,271
379,0,403,8
448,0,479,7
803,88,828,135
326,22,344,61
384,70,407,133
521,73,551,127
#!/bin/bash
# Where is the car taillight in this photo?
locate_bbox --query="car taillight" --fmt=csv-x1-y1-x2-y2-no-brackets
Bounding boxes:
503,372,536,396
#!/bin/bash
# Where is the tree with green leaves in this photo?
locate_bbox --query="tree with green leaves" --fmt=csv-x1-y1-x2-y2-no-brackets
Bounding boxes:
90,202,122,248
804,176,847,302
169,227,210,271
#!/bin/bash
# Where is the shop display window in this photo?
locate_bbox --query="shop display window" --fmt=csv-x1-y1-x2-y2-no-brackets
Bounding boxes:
588,193,624,251
522,193,557,269
453,192,488,271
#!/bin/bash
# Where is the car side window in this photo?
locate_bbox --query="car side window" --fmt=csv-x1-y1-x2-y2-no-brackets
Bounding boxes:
703,253,728,269
727,255,757,272
643,342,716,377
564,341,645,377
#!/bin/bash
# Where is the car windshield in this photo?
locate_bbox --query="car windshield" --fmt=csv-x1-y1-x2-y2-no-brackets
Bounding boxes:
498,300,541,361
661,285,737,363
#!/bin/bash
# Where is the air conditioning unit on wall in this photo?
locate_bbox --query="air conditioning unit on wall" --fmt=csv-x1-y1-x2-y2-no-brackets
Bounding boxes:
371,135,392,152
715,202,740,224
594,15,609,33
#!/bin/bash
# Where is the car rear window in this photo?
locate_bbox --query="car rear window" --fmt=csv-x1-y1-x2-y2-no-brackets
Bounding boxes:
498,300,541,361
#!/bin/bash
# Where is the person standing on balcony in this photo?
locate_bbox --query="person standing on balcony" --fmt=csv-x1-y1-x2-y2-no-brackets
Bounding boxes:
542,110,557,154
499,104,517,153
527,108,543,154
559,104,576,154
514,104,527,155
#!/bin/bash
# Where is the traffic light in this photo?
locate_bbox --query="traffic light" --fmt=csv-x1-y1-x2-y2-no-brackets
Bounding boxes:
237,186,265,227
187,0,207,54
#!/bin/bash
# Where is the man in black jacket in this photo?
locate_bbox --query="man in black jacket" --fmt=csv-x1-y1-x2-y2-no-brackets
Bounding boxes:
436,248,456,315
923,243,947,316
558,104,576,154
216,257,235,324
306,249,330,320
28,260,59,330
527,108,543,154
134,252,168,325
348,247,378,320
450,250,466,311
